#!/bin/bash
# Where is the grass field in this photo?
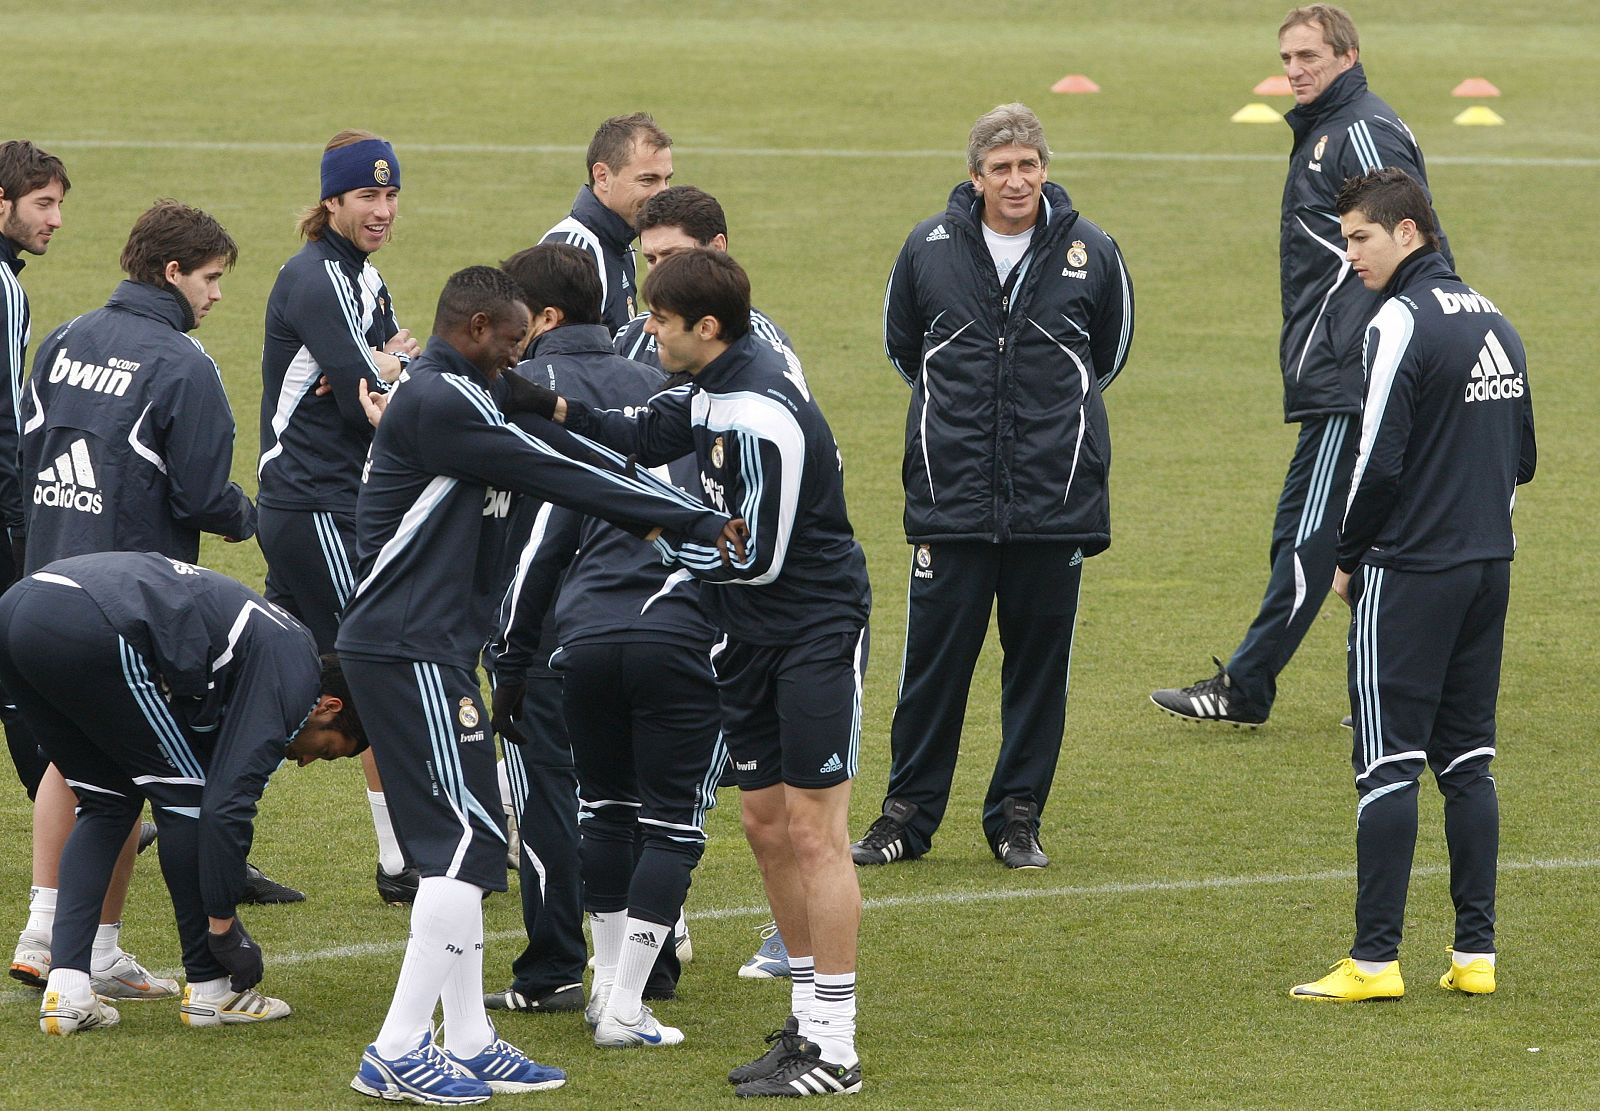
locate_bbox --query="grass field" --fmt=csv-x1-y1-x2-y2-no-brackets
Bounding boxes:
3,1,1598,1108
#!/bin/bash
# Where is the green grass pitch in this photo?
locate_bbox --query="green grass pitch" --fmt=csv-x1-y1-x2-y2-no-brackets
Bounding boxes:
2,1,1597,1107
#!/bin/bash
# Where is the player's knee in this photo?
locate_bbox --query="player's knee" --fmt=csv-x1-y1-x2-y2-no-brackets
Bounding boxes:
1435,753,1495,793
784,813,848,871
579,801,637,843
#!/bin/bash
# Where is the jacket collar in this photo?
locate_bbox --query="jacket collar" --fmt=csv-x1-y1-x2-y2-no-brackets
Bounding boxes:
419,334,492,387
105,280,195,333
1383,245,1452,298
320,227,370,267
688,332,759,392
527,323,615,359
0,236,22,276
570,186,636,251
946,179,1075,235
1285,64,1369,140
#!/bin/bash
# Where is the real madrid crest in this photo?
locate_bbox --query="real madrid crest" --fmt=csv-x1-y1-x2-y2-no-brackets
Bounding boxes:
457,698,480,728
374,158,392,185
710,435,725,469
915,544,932,569
1066,241,1088,269
1312,135,1328,162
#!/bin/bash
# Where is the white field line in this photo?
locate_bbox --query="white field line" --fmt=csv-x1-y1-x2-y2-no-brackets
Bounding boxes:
5,854,1597,1003
36,138,1600,169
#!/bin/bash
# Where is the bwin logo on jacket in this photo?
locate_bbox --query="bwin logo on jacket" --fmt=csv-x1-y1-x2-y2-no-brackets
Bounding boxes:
34,439,103,515
47,347,137,397
1465,332,1524,404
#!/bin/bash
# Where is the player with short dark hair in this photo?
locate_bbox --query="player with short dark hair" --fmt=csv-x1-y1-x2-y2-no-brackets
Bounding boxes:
613,185,799,981
258,129,422,905
0,551,368,1035
478,241,636,1018
339,264,739,1104
517,248,871,1095
490,243,722,1042
540,113,674,334
11,197,256,1004
1290,168,1534,1002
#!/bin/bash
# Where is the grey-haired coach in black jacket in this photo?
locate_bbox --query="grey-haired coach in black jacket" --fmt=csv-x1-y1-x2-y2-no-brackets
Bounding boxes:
852,102,1132,871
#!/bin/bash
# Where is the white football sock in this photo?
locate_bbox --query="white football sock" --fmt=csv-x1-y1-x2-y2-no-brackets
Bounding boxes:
607,915,667,1022
439,900,493,1059
1453,950,1496,967
373,876,482,1059
25,886,56,938
188,975,231,1001
44,967,91,999
90,921,123,972
788,953,815,1022
1353,958,1393,975
589,910,626,996
808,970,858,1067
367,790,407,876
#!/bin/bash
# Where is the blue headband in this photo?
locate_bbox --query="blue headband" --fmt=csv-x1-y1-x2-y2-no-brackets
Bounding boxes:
321,139,401,200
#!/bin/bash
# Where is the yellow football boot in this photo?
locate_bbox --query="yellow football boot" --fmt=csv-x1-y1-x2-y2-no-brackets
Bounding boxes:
1439,953,1496,995
1290,958,1404,1002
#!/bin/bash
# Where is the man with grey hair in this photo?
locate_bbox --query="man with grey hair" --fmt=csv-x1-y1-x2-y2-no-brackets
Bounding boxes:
854,102,1133,870
1151,4,1447,729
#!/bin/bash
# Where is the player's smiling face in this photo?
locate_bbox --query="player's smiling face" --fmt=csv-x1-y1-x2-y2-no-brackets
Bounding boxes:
971,144,1046,236
596,141,674,230
1279,21,1356,105
326,186,399,253
472,301,533,381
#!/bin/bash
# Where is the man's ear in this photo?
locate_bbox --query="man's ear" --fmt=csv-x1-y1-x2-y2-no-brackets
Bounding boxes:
315,694,345,721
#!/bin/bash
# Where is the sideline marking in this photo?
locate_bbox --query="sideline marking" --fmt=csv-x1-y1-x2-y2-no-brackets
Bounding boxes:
4,855,1595,1003
37,137,1600,169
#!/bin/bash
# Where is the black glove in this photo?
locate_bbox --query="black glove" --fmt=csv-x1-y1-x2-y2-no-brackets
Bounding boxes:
206,918,264,992
492,678,528,745
500,374,560,420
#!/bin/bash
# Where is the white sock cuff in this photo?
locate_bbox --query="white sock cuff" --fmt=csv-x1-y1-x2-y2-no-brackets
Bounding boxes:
189,975,232,1001
29,886,58,912
45,968,92,999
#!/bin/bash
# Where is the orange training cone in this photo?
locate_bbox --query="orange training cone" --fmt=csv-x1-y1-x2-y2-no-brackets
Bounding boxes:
1254,74,1292,96
1452,78,1501,97
1051,74,1101,94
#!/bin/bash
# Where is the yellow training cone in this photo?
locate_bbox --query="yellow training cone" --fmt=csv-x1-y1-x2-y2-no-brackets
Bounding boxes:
1231,103,1281,124
1454,106,1505,126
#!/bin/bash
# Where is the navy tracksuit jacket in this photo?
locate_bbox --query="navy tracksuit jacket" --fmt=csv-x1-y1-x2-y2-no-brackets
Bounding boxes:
22,281,255,571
